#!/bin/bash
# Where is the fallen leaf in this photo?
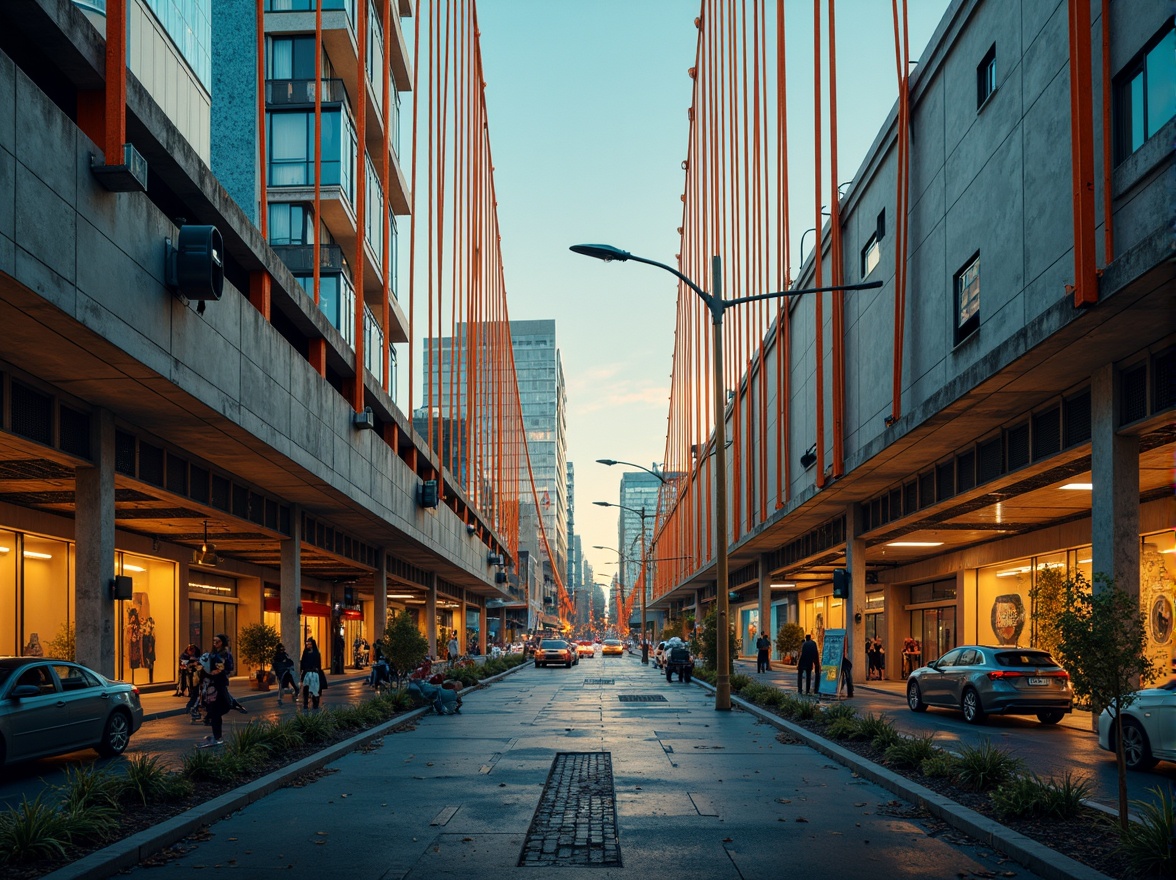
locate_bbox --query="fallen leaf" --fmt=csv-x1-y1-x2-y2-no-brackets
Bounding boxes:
795,817,808,823
722,837,733,842
854,802,867,807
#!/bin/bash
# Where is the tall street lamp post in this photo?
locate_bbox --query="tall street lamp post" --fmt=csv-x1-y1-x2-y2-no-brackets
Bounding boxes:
591,550,628,636
593,501,653,663
572,243,882,710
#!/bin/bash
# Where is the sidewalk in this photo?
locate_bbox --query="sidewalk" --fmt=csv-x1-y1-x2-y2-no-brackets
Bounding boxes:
137,669,373,721
730,656,1096,733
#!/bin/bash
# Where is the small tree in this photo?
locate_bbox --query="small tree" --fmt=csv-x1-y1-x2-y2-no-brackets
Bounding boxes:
383,609,429,687
237,623,282,679
696,609,737,674
1029,564,1065,656
1053,572,1156,831
45,621,75,661
776,622,804,663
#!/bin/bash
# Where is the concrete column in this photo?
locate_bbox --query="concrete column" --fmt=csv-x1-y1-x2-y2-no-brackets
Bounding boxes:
75,409,115,676
1091,364,1140,597
425,573,437,659
279,507,301,652
458,589,467,653
758,555,772,666
845,504,867,687
477,599,487,655
372,549,387,644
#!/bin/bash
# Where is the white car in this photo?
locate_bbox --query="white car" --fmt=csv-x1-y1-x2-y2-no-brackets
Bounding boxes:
1098,679,1176,770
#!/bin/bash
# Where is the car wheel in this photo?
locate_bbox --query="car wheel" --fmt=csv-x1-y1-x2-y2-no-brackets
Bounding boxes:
961,688,986,724
906,680,927,712
1121,718,1157,771
97,710,132,757
1036,709,1065,724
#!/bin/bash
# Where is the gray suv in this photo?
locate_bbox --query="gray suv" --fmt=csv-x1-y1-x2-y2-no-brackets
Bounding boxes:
906,645,1072,725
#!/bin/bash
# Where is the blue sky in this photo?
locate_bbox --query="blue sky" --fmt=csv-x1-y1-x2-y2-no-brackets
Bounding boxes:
459,0,951,602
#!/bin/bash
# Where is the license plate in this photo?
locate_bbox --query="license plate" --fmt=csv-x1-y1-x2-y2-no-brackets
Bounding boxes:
1027,677,1049,686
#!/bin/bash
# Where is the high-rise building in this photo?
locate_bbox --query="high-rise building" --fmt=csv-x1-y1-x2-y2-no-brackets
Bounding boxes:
618,470,662,623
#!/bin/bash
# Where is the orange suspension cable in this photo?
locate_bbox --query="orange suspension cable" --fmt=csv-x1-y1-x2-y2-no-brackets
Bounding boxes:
828,0,845,478
812,0,826,488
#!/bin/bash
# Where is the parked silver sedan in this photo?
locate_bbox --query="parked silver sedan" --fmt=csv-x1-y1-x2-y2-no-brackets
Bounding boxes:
906,645,1072,724
0,657,144,766
1097,679,1176,770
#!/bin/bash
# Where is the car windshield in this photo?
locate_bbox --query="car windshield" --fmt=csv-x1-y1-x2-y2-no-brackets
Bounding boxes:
0,667,12,688
603,640,621,646
995,651,1058,668
1157,679,1176,692
540,640,567,649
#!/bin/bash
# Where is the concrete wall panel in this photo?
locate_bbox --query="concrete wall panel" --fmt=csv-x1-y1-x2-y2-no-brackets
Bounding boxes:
1020,1,1067,111
904,221,948,397
15,70,77,214
15,166,77,295
909,74,946,211
0,51,13,157
1021,73,1072,292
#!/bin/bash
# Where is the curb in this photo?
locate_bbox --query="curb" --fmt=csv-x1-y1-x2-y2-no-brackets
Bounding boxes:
692,678,1114,880
42,660,530,880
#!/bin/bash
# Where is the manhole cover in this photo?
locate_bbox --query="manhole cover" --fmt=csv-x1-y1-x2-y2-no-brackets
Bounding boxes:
584,679,614,685
617,694,668,703
517,752,621,867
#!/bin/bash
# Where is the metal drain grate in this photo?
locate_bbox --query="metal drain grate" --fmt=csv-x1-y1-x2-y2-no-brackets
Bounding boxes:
617,694,668,703
583,679,614,685
518,752,621,867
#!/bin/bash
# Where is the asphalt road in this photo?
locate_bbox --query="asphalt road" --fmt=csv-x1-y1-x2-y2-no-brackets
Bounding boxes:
112,652,1049,880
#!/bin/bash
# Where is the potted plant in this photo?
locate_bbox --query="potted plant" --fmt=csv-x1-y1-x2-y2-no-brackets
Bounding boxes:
776,622,804,665
237,622,282,689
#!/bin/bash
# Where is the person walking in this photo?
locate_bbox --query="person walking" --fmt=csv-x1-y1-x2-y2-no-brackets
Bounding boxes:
176,643,199,697
797,633,820,694
755,632,772,673
212,634,248,714
196,647,231,747
447,632,460,663
271,643,297,704
300,637,325,709
840,643,855,698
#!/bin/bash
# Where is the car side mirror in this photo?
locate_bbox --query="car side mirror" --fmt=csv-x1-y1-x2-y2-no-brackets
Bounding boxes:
927,660,938,671
10,685,41,699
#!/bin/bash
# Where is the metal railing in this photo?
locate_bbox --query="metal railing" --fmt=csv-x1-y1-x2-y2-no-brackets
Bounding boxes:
266,78,347,107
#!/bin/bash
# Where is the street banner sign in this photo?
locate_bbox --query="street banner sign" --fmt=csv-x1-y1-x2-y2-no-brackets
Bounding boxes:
817,628,845,697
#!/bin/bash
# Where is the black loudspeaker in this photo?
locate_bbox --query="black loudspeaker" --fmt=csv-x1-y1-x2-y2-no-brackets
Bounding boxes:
168,225,224,301
419,480,439,508
832,568,848,599
110,575,133,600
494,571,508,584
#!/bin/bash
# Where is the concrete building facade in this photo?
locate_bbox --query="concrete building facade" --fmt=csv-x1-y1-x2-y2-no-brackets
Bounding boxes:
0,0,508,683
651,0,1175,680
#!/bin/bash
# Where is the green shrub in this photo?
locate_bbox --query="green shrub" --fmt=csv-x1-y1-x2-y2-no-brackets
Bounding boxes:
729,673,753,693
692,666,716,684
991,771,1090,821
792,698,820,721
120,754,176,805
289,708,337,743
825,715,860,739
54,763,121,813
883,733,939,769
953,740,1023,792
855,713,900,750
1119,786,1176,878
0,793,73,863
181,748,245,784
921,752,959,779
738,682,775,705
775,693,802,718
756,687,786,708
822,703,857,723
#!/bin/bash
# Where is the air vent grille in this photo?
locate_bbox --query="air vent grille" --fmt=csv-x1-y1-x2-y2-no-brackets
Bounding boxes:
1032,407,1061,460
1064,390,1091,447
58,407,91,460
1153,348,1175,412
11,382,52,445
139,442,164,486
1006,422,1030,471
1120,364,1147,425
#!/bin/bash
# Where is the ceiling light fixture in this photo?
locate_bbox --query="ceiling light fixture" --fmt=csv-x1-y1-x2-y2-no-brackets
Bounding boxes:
192,521,220,567
886,541,944,547
23,551,53,560
123,564,147,572
1060,482,1093,490
770,583,797,589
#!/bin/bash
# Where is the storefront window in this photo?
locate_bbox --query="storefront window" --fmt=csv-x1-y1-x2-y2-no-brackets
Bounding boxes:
188,571,239,659
1140,532,1175,681
116,553,176,685
0,529,18,655
22,534,71,660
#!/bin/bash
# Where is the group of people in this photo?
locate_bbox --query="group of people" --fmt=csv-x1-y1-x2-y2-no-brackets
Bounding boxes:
901,636,923,677
175,634,248,747
272,638,329,709
865,638,886,680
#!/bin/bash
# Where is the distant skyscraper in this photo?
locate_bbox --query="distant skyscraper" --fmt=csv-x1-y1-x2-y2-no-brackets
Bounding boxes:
618,471,662,612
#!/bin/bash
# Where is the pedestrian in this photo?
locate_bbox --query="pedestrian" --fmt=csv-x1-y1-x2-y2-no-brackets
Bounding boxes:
447,631,460,663
902,636,917,677
300,636,325,709
176,643,199,697
796,633,820,694
196,649,231,747
873,638,886,680
212,634,248,714
755,632,772,673
271,643,297,704
184,644,204,719
840,643,855,698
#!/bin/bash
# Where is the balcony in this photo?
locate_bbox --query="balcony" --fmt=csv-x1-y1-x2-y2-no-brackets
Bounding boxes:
272,243,345,275
266,78,348,107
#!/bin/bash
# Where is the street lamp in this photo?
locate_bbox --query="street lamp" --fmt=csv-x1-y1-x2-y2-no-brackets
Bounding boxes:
594,501,655,663
572,243,882,710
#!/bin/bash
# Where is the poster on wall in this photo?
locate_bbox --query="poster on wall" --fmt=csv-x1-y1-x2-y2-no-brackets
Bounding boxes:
817,628,845,697
990,593,1025,645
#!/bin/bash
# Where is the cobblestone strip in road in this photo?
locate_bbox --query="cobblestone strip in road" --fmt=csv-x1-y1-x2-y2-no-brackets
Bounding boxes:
517,751,621,867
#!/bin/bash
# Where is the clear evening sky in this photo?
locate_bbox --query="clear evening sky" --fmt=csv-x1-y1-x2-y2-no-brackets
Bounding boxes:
424,1,950,609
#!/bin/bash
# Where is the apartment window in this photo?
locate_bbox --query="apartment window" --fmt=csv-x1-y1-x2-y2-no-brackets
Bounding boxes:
977,43,997,108
267,109,355,198
860,209,885,278
268,203,314,246
1115,23,1176,162
266,36,317,81
954,252,980,346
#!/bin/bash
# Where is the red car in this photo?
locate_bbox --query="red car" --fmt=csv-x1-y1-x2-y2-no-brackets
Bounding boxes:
534,640,577,668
